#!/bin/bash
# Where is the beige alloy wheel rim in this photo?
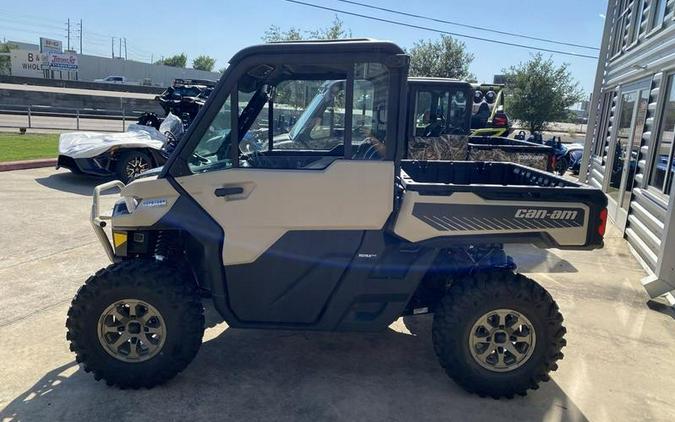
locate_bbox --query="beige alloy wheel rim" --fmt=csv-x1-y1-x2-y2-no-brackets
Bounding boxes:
468,308,536,372
97,299,166,363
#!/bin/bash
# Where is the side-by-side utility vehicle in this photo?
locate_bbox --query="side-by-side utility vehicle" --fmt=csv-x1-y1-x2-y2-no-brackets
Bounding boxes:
67,39,607,398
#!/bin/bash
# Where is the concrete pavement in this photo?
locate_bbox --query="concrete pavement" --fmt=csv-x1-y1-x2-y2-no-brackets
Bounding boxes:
0,168,674,421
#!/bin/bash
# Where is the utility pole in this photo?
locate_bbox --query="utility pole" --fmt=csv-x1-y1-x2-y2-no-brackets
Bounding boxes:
77,19,83,54
111,37,115,58
124,37,127,60
66,18,71,51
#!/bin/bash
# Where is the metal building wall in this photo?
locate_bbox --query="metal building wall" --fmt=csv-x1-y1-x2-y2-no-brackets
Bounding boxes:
75,55,220,87
582,0,675,298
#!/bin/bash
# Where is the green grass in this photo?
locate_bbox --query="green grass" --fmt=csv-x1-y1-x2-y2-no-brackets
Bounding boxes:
0,132,59,162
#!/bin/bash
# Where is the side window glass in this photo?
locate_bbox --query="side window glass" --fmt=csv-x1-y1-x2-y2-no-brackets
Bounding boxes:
409,88,470,161
449,90,468,131
283,79,345,151
352,62,389,160
187,95,234,173
414,91,433,136
239,79,346,154
413,89,469,138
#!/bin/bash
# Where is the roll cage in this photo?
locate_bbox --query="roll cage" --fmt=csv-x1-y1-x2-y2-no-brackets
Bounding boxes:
161,40,409,178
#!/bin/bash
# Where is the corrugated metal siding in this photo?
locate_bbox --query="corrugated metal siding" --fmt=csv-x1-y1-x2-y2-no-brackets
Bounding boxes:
602,92,619,167
667,0,675,16
624,74,667,273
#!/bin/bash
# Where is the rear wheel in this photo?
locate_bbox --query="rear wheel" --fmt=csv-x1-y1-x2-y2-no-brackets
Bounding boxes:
66,260,204,388
556,157,569,175
432,271,566,398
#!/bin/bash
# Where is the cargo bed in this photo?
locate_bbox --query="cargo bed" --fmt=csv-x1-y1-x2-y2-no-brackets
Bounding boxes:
393,161,608,249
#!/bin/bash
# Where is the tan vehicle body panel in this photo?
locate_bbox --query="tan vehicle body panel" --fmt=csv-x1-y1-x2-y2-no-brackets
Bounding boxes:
394,191,590,246
112,176,179,228
175,160,394,265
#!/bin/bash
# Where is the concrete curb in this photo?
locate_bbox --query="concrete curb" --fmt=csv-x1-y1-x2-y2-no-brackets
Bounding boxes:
0,158,57,172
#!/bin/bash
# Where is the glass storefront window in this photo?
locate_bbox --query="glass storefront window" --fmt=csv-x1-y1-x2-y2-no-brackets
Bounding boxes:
649,75,675,195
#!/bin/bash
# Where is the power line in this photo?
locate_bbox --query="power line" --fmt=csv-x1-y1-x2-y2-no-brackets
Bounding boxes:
0,16,64,32
335,0,599,51
283,0,599,60
0,10,155,58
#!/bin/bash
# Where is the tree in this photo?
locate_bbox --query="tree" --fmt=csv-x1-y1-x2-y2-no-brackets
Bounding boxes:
193,55,216,72
156,53,187,68
263,25,303,42
503,53,584,133
262,15,352,42
261,16,352,110
408,35,475,80
0,43,10,75
307,16,351,40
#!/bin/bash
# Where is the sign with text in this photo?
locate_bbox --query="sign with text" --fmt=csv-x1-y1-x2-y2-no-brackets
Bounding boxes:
40,37,63,54
47,53,78,70
9,50,45,77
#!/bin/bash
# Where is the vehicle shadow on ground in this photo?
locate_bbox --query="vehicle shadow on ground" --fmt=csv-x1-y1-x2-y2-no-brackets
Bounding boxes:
0,317,588,422
35,172,113,196
507,244,578,274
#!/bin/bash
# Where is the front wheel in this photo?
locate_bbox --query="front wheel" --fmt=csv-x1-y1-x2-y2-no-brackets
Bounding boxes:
66,260,205,388
432,271,566,398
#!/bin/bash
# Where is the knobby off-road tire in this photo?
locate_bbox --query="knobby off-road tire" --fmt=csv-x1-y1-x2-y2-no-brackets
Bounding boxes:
432,271,566,399
66,260,205,388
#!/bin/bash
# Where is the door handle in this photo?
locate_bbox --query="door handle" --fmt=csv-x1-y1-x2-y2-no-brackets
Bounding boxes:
214,186,244,197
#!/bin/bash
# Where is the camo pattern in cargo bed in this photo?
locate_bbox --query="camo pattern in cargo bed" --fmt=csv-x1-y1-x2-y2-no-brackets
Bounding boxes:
408,135,469,161
407,135,548,170
467,149,548,170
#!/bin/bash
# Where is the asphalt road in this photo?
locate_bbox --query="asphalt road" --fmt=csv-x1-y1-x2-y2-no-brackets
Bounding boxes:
0,113,133,133
0,83,157,100
1,168,674,421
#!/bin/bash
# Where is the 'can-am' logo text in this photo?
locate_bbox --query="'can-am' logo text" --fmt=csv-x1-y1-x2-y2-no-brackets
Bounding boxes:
514,209,578,220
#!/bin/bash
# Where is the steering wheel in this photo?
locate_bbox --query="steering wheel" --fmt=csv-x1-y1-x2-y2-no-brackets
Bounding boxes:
353,138,383,160
292,133,312,149
424,120,445,137
243,149,275,168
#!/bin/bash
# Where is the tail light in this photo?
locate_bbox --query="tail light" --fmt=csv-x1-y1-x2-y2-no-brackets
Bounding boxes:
493,114,508,127
598,208,608,237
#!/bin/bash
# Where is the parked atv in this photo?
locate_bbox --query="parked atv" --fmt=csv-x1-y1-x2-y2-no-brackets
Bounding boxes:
470,84,511,137
68,40,607,399
545,136,570,175
137,79,216,130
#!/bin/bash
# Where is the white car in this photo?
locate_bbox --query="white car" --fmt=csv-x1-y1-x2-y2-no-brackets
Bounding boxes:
94,75,129,84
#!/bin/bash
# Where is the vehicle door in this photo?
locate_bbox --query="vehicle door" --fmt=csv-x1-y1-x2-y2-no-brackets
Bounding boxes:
170,53,403,324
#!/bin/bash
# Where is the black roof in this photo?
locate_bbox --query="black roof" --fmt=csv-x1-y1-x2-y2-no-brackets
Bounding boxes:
228,39,405,65
408,77,471,87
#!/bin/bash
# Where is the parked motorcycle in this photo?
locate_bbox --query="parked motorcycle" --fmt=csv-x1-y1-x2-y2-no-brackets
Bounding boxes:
545,136,569,175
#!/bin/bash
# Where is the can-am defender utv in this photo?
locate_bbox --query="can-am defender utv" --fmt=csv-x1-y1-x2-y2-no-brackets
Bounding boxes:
67,39,607,398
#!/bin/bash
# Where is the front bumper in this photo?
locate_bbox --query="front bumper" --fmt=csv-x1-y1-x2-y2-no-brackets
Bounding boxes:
91,180,134,262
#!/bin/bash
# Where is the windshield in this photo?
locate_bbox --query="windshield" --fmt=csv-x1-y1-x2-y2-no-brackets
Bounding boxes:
288,81,341,140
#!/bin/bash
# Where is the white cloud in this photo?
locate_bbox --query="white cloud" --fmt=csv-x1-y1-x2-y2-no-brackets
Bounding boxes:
599,13,606,19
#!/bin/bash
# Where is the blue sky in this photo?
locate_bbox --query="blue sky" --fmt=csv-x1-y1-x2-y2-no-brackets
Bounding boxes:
1,0,608,93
